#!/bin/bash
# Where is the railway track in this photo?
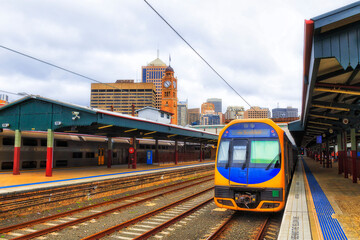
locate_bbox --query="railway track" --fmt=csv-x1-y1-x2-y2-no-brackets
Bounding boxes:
204,212,282,240
254,214,282,240
0,164,214,217
0,175,213,240
84,189,213,239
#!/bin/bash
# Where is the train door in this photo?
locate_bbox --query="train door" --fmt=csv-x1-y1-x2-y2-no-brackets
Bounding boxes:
98,148,104,165
229,139,248,186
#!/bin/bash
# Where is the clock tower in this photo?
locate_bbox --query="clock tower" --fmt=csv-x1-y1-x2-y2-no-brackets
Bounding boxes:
161,65,177,124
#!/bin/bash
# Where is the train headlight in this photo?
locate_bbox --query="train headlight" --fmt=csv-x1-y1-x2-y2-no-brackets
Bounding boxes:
217,199,234,207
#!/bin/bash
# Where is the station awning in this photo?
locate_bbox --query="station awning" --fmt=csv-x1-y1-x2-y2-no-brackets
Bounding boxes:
0,96,218,144
289,2,360,147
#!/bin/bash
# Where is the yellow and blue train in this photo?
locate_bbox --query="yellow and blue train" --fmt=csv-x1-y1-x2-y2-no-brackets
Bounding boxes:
214,119,296,212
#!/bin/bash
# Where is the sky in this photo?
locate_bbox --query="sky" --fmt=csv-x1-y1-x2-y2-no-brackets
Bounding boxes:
0,0,358,114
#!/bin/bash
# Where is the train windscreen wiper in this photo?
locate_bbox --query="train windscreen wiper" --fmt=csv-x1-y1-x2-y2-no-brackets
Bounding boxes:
265,153,280,170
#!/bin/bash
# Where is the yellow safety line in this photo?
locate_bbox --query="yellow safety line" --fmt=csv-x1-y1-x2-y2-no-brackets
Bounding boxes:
302,158,324,240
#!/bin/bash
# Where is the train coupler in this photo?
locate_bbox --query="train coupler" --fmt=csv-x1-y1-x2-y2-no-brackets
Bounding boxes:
234,192,256,208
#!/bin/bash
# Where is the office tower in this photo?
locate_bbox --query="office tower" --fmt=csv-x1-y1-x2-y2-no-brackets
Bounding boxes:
90,80,156,115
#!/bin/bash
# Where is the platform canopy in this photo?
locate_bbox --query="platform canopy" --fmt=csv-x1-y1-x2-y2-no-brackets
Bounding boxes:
0,96,218,144
289,2,360,147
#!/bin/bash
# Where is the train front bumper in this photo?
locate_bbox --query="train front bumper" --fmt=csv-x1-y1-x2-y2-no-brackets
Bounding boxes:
214,185,284,212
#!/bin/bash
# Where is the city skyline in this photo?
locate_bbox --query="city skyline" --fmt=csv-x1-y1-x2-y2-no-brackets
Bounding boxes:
0,1,356,113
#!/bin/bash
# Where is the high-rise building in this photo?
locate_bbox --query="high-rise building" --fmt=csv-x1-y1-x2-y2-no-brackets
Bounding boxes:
201,102,215,114
244,106,271,119
90,80,156,115
201,114,220,125
0,94,9,107
206,98,222,113
142,57,167,108
272,107,298,118
225,106,245,122
177,100,188,126
188,108,200,125
161,66,178,124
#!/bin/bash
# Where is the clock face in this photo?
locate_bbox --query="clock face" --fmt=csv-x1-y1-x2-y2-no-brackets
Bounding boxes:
173,81,176,88
164,80,171,88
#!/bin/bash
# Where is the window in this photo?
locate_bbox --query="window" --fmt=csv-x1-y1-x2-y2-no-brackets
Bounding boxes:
161,113,164,118
3,138,14,146
72,152,83,158
231,140,248,166
217,140,230,164
23,138,38,146
167,114,170,119
250,140,280,168
56,141,68,147
86,152,95,158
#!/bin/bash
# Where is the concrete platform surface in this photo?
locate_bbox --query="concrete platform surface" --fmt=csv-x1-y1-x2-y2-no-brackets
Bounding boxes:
0,161,214,195
303,156,360,240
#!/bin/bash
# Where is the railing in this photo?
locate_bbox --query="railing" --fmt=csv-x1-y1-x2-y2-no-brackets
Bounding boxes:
337,151,358,183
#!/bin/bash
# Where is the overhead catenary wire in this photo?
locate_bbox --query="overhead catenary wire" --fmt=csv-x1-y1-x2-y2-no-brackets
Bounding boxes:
144,0,254,110
0,45,129,94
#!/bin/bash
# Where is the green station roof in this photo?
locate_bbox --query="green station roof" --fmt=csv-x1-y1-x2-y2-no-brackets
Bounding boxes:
0,96,218,144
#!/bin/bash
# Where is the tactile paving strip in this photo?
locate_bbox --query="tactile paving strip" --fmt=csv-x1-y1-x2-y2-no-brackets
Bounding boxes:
302,157,347,240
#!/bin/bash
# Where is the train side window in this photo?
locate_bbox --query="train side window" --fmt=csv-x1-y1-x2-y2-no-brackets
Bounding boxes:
56,141,68,147
217,140,230,164
3,138,14,145
40,139,47,146
73,152,83,158
23,138,38,146
86,152,95,158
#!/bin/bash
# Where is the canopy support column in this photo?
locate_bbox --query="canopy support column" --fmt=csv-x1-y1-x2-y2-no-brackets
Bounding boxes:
337,133,343,174
13,129,21,175
343,131,348,179
155,139,159,165
107,137,113,168
351,128,357,183
46,129,54,177
174,140,178,165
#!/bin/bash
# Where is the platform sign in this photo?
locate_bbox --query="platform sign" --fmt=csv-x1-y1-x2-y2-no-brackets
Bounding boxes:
129,147,135,154
146,150,153,165
316,136,322,144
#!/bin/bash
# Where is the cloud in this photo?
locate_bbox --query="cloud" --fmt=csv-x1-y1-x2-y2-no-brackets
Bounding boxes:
0,0,357,116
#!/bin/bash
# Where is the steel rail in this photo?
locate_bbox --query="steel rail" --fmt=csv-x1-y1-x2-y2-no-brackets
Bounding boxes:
133,198,213,240
9,178,213,240
0,174,212,234
82,187,213,240
254,217,270,240
0,166,213,213
206,213,235,240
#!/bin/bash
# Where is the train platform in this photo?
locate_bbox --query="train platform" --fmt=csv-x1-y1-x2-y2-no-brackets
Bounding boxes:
279,156,360,240
0,161,214,195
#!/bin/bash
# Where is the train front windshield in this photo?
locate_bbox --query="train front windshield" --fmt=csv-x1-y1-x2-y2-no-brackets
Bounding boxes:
217,122,281,185
217,139,280,169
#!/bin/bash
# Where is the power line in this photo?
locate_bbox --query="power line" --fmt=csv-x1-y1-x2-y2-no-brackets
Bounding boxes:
0,89,25,96
0,45,127,92
144,0,253,109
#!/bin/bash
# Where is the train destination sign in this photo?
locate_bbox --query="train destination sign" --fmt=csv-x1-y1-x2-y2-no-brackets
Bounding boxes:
228,129,271,137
